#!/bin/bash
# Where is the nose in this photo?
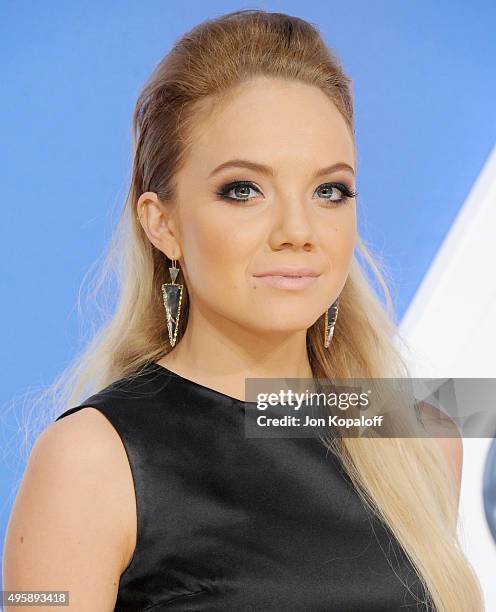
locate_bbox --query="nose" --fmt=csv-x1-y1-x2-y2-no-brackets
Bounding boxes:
268,195,315,251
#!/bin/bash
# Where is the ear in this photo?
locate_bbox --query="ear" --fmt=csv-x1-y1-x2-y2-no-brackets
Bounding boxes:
137,192,181,259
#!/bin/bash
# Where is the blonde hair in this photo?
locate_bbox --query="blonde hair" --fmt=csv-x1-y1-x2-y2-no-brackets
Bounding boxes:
28,9,482,611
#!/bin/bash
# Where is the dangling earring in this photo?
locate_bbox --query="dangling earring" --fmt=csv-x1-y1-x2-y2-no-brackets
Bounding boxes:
161,257,184,348
324,296,340,348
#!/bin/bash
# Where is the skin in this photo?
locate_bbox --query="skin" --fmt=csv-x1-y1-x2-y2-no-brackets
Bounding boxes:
142,76,357,401
2,76,462,609
2,407,134,610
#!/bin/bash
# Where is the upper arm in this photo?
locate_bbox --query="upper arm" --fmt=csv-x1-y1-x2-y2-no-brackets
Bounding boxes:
434,432,463,510
417,402,463,510
2,407,137,611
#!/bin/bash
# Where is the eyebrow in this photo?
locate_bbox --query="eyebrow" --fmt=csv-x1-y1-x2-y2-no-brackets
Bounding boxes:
208,158,356,179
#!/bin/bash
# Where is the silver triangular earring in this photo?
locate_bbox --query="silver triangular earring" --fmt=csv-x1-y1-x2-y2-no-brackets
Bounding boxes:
324,296,340,348
161,257,184,348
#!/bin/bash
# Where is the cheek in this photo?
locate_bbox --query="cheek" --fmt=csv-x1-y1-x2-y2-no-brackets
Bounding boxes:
321,210,356,272
180,208,253,293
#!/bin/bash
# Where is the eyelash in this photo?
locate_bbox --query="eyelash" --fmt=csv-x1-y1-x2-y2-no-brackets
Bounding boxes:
215,180,358,206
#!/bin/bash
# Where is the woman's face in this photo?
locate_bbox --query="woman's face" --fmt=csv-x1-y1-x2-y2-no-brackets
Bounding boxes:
159,76,356,338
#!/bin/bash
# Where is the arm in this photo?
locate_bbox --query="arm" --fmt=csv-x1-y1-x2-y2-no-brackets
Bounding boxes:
417,401,463,511
2,407,137,611
433,432,463,511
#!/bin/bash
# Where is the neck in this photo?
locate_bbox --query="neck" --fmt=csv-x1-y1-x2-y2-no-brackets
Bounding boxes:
157,304,314,402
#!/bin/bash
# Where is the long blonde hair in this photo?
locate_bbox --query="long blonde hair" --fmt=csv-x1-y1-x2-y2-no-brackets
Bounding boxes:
27,9,482,611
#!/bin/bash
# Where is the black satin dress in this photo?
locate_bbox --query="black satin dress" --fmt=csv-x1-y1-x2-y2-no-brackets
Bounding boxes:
55,362,430,611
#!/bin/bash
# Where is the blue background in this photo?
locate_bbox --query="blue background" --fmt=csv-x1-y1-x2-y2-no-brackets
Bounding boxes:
1,0,495,574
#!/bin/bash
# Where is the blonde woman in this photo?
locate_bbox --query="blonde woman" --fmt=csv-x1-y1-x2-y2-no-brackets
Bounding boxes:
3,9,483,611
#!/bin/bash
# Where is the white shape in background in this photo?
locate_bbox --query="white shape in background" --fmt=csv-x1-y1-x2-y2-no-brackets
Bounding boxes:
399,144,496,611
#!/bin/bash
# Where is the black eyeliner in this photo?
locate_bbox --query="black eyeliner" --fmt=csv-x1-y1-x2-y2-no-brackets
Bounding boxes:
215,180,357,203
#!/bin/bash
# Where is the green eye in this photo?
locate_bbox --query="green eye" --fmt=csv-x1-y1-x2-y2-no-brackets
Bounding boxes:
216,181,260,202
215,180,358,205
316,182,358,204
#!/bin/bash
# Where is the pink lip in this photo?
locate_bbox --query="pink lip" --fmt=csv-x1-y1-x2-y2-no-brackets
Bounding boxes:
254,275,320,291
253,267,321,290
253,267,320,278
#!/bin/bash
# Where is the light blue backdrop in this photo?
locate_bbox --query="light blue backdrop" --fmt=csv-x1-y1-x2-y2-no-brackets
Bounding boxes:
1,0,495,576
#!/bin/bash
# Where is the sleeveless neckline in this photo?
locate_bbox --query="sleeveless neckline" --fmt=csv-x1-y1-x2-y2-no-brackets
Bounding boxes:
55,360,430,610
147,361,261,408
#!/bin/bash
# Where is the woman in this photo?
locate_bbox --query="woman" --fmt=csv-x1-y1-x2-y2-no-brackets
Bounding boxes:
3,9,483,611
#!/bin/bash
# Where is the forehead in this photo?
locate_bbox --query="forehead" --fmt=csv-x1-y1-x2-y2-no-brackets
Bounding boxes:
184,77,356,177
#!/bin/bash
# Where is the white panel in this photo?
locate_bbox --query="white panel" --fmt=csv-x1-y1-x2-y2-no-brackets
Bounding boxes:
399,145,496,610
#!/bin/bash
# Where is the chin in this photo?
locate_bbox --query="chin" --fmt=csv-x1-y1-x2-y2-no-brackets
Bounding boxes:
250,316,317,334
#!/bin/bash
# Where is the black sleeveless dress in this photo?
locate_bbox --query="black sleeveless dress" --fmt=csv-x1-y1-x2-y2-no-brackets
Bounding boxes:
54,362,430,611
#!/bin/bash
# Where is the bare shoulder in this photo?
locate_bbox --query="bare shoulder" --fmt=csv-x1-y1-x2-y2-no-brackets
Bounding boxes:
2,407,137,611
416,401,462,449
417,401,463,506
